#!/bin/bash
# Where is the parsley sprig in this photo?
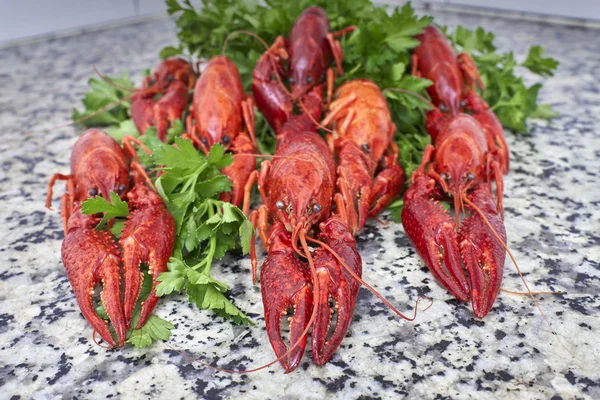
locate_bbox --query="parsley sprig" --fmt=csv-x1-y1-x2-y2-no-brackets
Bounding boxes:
145,136,254,325
445,25,559,132
72,74,134,127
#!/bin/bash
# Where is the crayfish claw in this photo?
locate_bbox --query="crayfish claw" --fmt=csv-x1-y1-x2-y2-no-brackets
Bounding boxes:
261,223,313,372
459,185,506,318
61,207,126,347
312,216,361,365
120,184,175,329
402,175,470,301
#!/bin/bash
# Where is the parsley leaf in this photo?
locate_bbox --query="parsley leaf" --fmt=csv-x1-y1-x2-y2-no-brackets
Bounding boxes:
147,138,253,325
446,25,559,133
127,315,175,348
81,192,129,230
72,74,134,127
522,45,559,77
107,119,139,142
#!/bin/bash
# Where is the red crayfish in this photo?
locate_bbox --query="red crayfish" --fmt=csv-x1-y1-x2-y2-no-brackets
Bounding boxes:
240,8,424,369
322,79,406,234
402,25,509,317
130,58,194,141
251,6,355,131
46,129,175,346
184,55,257,207
243,103,364,371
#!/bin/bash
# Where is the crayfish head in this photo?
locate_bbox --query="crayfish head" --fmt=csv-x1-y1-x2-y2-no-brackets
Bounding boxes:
150,58,194,90
72,129,130,201
289,47,325,101
432,63,462,115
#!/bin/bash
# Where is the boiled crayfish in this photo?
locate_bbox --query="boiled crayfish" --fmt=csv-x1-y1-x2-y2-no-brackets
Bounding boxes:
184,55,257,207
252,6,355,131
130,58,194,142
322,79,405,234
402,25,509,318
244,99,363,371
47,129,175,346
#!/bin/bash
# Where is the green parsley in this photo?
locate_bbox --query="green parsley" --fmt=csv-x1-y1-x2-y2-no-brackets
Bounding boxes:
72,73,134,127
81,191,129,231
142,137,254,325
445,25,559,132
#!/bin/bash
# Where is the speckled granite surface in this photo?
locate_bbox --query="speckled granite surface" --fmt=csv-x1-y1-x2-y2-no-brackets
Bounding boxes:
1,7,599,400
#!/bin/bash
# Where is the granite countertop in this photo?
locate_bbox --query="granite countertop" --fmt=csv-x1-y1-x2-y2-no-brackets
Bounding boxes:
1,7,599,400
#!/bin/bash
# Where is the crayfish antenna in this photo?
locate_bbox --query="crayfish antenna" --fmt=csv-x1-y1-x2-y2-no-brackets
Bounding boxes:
222,30,272,59
500,288,566,296
461,195,575,358
306,236,432,321
93,65,137,93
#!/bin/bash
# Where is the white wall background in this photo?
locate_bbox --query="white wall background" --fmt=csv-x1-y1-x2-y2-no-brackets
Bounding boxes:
1,0,599,45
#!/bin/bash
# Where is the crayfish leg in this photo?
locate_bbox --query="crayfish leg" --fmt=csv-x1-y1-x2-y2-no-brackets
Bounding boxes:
459,185,506,318
401,175,470,301
368,160,405,219
220,132,256,207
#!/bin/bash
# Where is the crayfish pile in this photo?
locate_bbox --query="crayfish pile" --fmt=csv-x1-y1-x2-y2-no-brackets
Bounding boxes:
47,3,555,373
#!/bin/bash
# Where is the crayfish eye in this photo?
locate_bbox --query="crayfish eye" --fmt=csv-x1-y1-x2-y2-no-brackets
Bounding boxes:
275,200,284,210
466,172,475,181
166,74,174,82
439,104,449,113
306,76,313,84
288,77,296,85
361,143,370,154
312,203,322,213
221,135,231,145
440,173,449,181
200,137,208,145
117,184,127,193
88,187,98,196
460,100,467,108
